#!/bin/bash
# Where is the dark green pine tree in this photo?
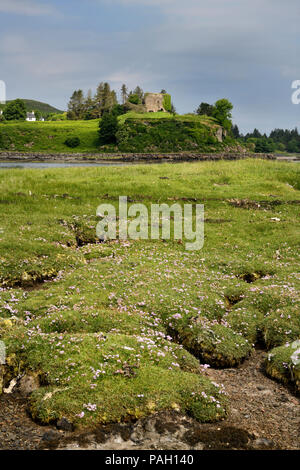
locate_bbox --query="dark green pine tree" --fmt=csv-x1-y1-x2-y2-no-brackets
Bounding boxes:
99,112,118,144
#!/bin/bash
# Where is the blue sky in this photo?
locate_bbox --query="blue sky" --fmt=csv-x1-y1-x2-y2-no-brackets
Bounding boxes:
1,0,300,133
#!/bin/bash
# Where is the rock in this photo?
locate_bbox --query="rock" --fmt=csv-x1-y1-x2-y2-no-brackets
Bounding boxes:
4,378,18,394
252,438,274,449
18,374,40,397
56,417,74,432
279,394,289,403
42,430,61,443
0,365,4,394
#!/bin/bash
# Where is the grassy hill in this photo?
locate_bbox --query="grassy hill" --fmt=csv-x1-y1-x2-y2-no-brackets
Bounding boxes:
0,99,64,115
0,120,98,153
116,113,224,152
0,112,238,154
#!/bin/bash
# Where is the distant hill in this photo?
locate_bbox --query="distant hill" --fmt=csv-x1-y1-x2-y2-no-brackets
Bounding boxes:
0,99,64,115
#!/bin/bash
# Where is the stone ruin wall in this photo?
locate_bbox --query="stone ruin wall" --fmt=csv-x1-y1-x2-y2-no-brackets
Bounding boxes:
144,93,166,113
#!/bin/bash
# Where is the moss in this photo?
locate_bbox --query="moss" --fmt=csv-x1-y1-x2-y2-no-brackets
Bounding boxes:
262,308,300,349
0,160,299,428
180,322,252,368
3,329,227,426
265,342,300,392
162,94,172,113
225,307,263,344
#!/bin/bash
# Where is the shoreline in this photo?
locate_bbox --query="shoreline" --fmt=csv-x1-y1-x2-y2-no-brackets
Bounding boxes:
0,151,277,164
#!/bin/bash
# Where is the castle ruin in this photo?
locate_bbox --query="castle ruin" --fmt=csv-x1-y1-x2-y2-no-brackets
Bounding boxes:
144,93,166,113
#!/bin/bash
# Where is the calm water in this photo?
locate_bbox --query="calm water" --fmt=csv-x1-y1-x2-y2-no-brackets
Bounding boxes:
0,159,299,169
0,161,130,169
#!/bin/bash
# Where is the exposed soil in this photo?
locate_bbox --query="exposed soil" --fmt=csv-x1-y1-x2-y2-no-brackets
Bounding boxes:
227,198,300,210
205,349,300,450
0,349,299,450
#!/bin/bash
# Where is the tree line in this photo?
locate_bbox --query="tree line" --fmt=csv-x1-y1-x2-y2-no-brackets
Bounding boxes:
195,99,233,131
67,83,155,120
1,93,300,154
231,125,300,153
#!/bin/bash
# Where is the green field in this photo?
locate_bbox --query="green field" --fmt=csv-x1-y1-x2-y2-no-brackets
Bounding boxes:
118,111,215,124
0,113,233,154
0,159,299,429
0,120,100,153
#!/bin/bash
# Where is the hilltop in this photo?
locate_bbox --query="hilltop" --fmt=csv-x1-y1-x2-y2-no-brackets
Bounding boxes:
0,112,243,154
0,99,64,115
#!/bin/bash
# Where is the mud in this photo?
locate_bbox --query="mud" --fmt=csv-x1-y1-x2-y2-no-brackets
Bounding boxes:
0,350,298,450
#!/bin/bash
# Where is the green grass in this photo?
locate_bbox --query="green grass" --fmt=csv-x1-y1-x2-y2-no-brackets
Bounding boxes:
116,115,225,152
0,120,100,153
0,113,231,154
266,342,300,391
118,112,215,125
0,159,299,428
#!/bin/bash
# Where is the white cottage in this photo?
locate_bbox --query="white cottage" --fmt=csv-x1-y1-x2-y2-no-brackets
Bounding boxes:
26,111,36,122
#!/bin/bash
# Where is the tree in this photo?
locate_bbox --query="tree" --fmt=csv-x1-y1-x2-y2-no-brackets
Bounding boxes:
111,104,126,116
212,99,233,131
121,84,128,105
3,99,27,121
111,90,118,109
133,86,144,102
83,89,96,120
94,82,117,117
277,142,286,152
99,111,118,144
102,83,117,114
160,89,167,94
94,82,105,117
287,139,300,153
252,128,262,138
255,138,275,153
67,90,85,120
231,124,240,139
196,102,214,117
34,110,42,121
128,94,140,105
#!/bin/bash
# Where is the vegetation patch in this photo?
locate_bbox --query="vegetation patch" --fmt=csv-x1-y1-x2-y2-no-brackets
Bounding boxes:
0,112,238,154
184,426,252,450
0,160,299,428
178,322,252,368
116,117,224,153
265,342,300,392
64,137,81,148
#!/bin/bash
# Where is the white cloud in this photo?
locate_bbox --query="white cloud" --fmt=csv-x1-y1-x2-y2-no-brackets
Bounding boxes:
1,0,300,131
0,0,56,16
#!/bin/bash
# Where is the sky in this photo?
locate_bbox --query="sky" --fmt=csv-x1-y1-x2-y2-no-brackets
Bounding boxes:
0,0,300,133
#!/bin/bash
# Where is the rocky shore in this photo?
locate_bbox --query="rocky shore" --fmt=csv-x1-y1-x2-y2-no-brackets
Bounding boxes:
0,350,299,450
0,151,276,163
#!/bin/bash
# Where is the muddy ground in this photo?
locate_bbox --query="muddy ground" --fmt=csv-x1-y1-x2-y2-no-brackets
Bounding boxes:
0,349,299,451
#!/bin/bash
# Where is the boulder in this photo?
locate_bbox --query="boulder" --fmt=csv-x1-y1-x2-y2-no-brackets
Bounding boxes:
18,374,40,397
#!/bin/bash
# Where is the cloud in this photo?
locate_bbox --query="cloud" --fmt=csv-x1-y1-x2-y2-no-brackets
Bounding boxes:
0,0,56,16
1,0,299,131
